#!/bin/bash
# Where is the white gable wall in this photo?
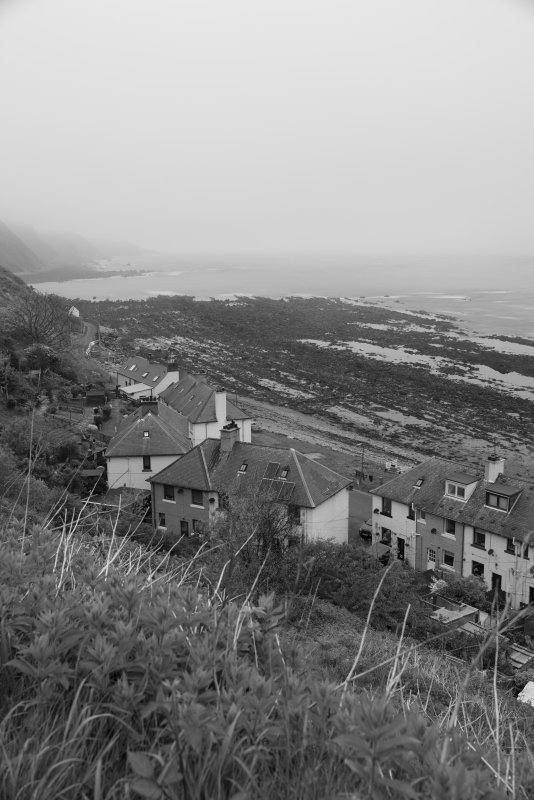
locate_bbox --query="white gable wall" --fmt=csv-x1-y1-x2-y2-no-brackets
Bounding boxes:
301,489,349,544
107,454,180,491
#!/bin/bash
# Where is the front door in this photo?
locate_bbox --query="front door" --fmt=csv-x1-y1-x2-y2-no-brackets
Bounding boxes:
492,573,502,593
180,520,189,537
427,547,436,571
397,538,405,561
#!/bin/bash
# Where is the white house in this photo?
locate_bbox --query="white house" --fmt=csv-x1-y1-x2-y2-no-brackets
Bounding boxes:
159,372,252,445
115,356,179,397
371,454,534,609
148,422,351,543
106,401,190,490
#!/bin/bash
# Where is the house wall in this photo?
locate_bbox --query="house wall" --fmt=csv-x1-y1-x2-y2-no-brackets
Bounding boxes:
151,483,219,536
416,512,464,576
189,418,253,447
301,489,349,544
462,528,534,609
107,455,179,491
371,496,417,568
153,371,179,397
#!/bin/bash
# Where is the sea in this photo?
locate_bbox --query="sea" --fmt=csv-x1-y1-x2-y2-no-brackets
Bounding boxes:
31,253,534,340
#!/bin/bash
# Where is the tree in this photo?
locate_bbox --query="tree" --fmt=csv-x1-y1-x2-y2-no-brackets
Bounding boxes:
2,291,71,350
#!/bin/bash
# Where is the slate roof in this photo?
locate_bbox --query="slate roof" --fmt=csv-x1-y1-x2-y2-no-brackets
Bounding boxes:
117,356,167,386
106,403,191,458
371,457,534,543
160,372,250,423
149,440,351,508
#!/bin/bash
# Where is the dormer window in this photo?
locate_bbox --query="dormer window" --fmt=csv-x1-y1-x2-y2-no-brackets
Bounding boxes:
446,482,466,500
485,492,509,511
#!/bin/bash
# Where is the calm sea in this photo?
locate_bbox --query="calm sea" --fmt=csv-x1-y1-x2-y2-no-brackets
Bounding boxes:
31,253,534,339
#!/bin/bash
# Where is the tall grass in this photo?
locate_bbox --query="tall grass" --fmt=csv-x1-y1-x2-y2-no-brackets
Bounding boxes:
0,504,525,800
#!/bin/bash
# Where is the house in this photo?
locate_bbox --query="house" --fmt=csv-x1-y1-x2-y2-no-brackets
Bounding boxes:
115,356,179,398
148,422,351,542
159,372,252,445
370,454,534,609
106,401,191,490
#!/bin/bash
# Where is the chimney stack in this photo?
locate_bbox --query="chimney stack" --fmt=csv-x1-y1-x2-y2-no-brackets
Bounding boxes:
485,454,505,483
215,389,227,429
220,421,239,453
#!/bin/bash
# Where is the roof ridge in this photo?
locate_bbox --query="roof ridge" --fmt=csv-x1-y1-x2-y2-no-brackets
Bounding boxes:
290,449,315,507
199,443,212,490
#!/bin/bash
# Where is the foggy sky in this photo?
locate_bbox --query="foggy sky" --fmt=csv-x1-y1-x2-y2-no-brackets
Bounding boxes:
1,0,534,255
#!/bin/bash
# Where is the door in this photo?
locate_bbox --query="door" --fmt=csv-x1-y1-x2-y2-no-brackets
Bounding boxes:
180,520,189,537
397,538,405,561
492,573,502,593
427,547,436,571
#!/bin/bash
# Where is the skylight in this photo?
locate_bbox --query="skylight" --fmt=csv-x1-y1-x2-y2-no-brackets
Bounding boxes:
129,365,137,371
414,478,424,488
142,372,149,378
238,463,248,473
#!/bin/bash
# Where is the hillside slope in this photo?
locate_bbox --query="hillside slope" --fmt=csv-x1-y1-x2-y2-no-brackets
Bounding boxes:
0,219,44,274
0,263,33,307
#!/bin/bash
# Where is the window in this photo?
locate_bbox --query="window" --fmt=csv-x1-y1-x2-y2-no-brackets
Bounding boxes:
238,463,248,474
142,372,149,378
192,519,202,533
446,482,466,499
473,529,486,549
523,544,530,560
158,512,166,527
180,520,189,537
380,527,392,545
443,551,455,568
143,430,149,438
191,489,203,507
427,548,436,562
407,505,415,520
472,560,484,577
152,376,159,382
163,484,175,501
129,364,137,371
142,455,151,471
445,518,455,535
381,497,392,517
486,492,509,511
418,509,426,522
281,468,289,479
414,478,424,488
505,538,515,554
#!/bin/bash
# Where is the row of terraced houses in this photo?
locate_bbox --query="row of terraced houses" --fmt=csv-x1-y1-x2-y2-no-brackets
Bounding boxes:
106,355,534,610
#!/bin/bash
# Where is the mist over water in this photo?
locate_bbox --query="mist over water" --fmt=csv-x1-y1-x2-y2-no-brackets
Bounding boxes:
31,252,534,338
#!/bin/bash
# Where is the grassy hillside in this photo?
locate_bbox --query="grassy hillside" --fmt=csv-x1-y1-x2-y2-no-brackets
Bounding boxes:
0,508,526,800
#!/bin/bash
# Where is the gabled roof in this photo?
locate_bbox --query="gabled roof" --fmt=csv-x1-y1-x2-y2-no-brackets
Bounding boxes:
117,356,167,385
149,440,351,508
105,403,191,458
160,372,250,423
372,457,534,543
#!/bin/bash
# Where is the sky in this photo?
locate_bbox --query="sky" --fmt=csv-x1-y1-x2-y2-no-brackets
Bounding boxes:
1,0,534,256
